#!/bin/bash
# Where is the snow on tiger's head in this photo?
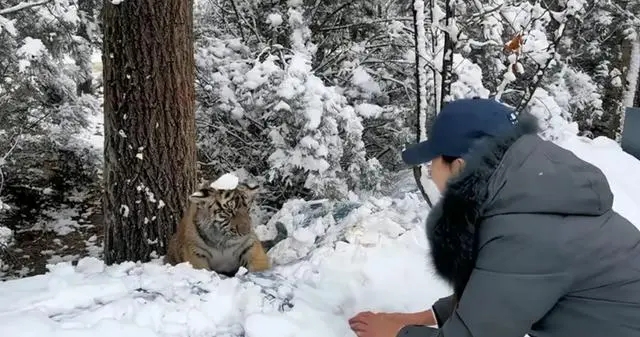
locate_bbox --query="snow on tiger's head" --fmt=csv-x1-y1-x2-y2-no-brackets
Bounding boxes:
188,173,260,212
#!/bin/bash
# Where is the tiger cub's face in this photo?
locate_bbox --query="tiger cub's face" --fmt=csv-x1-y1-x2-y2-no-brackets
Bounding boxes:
188,179,259,236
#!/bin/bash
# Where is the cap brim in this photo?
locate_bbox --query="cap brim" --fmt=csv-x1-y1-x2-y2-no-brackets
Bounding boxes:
401,140,438,166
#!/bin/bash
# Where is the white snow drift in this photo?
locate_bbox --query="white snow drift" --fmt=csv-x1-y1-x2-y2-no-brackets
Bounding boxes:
0,132,639,337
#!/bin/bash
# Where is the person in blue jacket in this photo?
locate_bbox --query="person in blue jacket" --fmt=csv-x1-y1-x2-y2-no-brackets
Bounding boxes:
349,98,640,337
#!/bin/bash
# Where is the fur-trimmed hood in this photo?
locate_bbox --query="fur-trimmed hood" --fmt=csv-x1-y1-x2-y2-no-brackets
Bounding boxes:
426,115,614,299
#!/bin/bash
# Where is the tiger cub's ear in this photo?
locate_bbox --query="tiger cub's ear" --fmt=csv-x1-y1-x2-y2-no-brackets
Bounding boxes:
196,178,210,190
188,188,211,204
237,183,259,204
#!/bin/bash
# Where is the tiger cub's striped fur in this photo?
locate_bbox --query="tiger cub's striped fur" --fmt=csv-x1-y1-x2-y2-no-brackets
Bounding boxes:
165,180,282,276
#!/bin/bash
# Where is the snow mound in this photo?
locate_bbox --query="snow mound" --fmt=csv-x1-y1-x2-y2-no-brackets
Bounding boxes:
557,135,640,227
0,133,639,337
0,191,450,337
210,173,240,190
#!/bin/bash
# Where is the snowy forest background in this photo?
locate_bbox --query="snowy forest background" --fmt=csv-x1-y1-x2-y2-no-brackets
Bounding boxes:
0,0,639,279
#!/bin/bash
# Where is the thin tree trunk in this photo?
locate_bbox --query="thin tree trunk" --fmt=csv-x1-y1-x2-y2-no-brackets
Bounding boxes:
75,0,97,95
412,0,433,208
623,38,640,107
620,35,640,135
102,0,197,264
440,0,454,108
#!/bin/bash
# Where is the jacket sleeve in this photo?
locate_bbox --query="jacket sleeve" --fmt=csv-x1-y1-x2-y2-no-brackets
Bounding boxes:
431,295,455,326
396,230,574,337
393,295,454,337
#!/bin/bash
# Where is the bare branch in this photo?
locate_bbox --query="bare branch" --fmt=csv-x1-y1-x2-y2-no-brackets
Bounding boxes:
469,3,504,19
516,20,570,111
381,75,416,99
226,0,262,43
316,3,352,28
308,0,323,24
227,0,247,42
319,17,413,32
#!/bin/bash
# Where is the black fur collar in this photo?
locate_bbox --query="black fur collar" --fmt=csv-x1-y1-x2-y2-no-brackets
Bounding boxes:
426,115,539,299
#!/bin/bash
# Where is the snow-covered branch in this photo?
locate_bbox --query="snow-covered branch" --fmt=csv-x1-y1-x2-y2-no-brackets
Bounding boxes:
0,134,22,196
0,0,50,15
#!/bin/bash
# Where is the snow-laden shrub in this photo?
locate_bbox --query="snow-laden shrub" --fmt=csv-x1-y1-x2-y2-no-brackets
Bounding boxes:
452,0,639,138
192,0,640,209
0,0,101,232
1,0,98,138
194,3,385,206
0,203,14,273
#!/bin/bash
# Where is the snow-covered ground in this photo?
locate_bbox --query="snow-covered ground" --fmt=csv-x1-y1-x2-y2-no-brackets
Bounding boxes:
1,130,640,337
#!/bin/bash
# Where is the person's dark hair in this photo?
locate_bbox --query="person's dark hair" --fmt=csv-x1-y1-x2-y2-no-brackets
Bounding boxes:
442,155,459,164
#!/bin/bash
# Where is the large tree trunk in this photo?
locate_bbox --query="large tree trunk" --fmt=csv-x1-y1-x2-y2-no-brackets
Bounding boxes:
102,0,197,264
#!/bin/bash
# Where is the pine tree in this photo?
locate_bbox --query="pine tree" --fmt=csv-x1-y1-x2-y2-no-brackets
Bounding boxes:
102,0,197,264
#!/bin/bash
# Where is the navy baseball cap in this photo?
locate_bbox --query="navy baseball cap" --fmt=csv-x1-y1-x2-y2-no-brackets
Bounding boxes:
401,98,518,166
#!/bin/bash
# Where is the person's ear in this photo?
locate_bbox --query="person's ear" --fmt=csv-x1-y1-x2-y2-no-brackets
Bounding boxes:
450,158,466,175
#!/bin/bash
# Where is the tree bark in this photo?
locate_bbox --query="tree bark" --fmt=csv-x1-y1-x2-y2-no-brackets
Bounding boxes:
102,0,197,264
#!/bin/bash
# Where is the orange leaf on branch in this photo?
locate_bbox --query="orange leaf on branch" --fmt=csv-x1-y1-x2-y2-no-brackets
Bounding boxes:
504,33,524,54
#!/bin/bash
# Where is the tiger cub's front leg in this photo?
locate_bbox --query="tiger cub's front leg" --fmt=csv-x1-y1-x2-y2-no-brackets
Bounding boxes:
245,241,271,272
182,246,212,270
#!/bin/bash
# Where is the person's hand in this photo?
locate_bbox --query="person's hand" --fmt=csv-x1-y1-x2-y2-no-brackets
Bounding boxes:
350,311,417,324
348,311,407,337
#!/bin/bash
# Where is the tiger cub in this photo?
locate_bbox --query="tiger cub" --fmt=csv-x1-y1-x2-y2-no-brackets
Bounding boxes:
165,180,285,276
